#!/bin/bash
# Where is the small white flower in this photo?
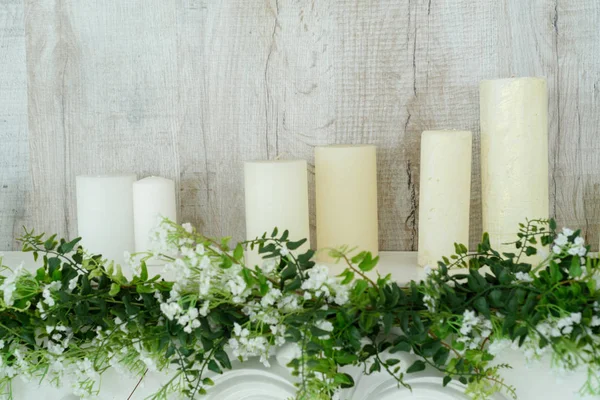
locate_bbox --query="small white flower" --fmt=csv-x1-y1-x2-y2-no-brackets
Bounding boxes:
552,245,562,255
488,338,511,356
0,340,4,349
261,259,278,275
160,302,182,320
233,323,249,337
554,234,569,246
562,228,574,237
199,301,210,317
570,312,582,324
280,246,289,257
123,251,133,266
574,237,585,246
591,316,600,327
424,265,433,276
182,223,193,233
261,287,282,308
68,276,79,291
315,320,334,332
515,271,534,282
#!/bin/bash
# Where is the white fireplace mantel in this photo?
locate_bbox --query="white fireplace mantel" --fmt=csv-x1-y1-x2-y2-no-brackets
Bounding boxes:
1,251,594,400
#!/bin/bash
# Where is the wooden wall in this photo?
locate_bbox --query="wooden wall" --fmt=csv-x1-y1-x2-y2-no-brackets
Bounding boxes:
1,0,599,251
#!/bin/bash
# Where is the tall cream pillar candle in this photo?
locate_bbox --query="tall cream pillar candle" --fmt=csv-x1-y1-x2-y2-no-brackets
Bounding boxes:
480,77,549,252
418,130,472,267
244,160,310,267
133,176,177,256
315,145,378,262
76,174,137,264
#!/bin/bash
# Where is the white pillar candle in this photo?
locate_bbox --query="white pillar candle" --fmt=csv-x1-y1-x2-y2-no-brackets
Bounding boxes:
133,176,177,255
315,145,379,262
76,174,137,264
244,160,310,267
418,130,472,267
480,77,549,252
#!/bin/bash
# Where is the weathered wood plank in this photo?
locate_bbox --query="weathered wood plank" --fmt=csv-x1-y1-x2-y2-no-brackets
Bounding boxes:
0,0,30,249
192,0,276,241
25,0,181,242
553,0,600,247
261,1,337,246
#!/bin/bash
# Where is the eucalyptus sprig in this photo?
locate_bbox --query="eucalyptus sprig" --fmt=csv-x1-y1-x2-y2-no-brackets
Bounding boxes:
0,218,599,399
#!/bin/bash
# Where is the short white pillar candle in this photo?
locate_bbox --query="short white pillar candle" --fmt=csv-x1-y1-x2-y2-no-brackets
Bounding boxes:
76,174,137,264
480,77,549,253
133,176,177,256
418,130,472,267
244,160,311,267
315,145,379,262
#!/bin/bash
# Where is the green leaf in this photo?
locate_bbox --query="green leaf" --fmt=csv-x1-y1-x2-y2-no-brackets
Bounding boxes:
220,255,233,269
284,277,302,293
286,238,307,251
35,267,46,282
310,325,331,337
47,257,61,275
383,313,394,335
207,360,222,374
390,337,411,353
341,270,355,285
406,360,426,374
352,280,368,297
333,373,354,388
241,268,255,286
443,375,452,387
489,289,503,307
109,283,121,296
215,349,232,369
281,264,297,281
44,234,57,251
202,377,215,386
59,237,81,254
358,253,379,272
136,285,155,294
481,232,491,251
233,244,244,261
368,360,381,373
474,297,491,319
569,257,582,278
335,353,358,365
525,246,537,256
549,261,562,283
433,347,450,366
385,358,400,366
421,340,442,358
140,261,148,281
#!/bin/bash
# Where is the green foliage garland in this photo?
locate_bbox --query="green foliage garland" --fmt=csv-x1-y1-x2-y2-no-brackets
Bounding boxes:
0,218,599,399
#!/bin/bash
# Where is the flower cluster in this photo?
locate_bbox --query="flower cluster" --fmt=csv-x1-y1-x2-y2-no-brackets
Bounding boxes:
552,228,587,257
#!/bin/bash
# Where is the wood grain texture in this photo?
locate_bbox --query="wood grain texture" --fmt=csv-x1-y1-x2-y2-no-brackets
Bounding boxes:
0,0,30,249
553,0,600,247
6,0,599,251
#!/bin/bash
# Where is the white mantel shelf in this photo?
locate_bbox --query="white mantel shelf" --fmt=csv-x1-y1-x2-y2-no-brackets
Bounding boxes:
1,251,594,400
